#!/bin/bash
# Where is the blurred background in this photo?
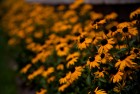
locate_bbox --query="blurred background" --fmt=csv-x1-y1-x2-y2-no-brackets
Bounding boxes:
0,0,140,94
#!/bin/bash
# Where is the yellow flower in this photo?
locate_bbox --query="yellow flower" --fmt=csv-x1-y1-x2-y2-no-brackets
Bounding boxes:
36,88,47,94
92,19,106,29
87,56,100,69
59,72,72,84
58,83,70,92
130,8,140,20
105,12,118,20
117,22,138,37
77,36,92,50
28,66,44,80
57,5,66,11
72,66,83,80
47,76,55,83
42,67,54,78
130,48,140,58
90,12,103,21
66,52,80,60
80,4,92,15
89,32,101,45
110,70,124,83
115,54,137,71
20,64,31,73
118,26,138,36
57,64,64,70
34,31,43,39
94,68,107,78
66,52,80,68
56,43,69,56
113,81,125,93
94,87,107,94
8,38,18,46
69,0,84,9
66,57,78,68
98,38,115,53
96,53,113,64
59,66,83,85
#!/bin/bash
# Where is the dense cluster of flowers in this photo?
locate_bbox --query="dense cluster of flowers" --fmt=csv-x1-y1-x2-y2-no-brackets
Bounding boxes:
1,0,140,94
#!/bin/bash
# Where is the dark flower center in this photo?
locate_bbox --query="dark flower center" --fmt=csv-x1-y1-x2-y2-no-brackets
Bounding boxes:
70,67,75,73
134,49,139,53
67,40,73,45
104,29,109,34
75,32,80,36
122,27,128,33
120,55,127,61
136,20,140,27
94,19,100,23
50,43,53,45
109,68,117,75
111,26,117,32
60,61,65,64
132,14,140,20
68,58,72,62
92,37,96,41
60,47,64,51
101,53,105,59
80,37,85,43
57,41,61,44
133,41,140,45
101,39,108,46
89,57,95,62
99,68,103,72
124,66,130,71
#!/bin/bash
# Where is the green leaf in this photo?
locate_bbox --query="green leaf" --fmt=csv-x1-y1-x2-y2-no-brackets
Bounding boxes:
86,75,91,86
99,78,107,83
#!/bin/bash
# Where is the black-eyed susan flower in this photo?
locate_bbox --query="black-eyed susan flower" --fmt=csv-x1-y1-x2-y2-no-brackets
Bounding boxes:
69,0,84,10
90,11,103,21
110,26,118,35
115,54,137,71
47,76,55,83
36,88,47,94
87,56,100,69
92,87,107,94
42,67,54,78
130,48,140,57
123,67,133,80
80,4,92,16
57,5,66,11
96,53,113,64
28,66,44,80
58,83,70,92
59,72,72,84
117,22,138,36
72,66,83,80
20,64,32,73
105,12,118,20
56,43,69,56
66,52,80,68
89,31,101,45
130,8,140,20
66,57,78,68
57,64,64,70
92,19,106,29
98,38,115,53
77,36,92,50
113,81,125,93
94,68,107,78
110,70,124,83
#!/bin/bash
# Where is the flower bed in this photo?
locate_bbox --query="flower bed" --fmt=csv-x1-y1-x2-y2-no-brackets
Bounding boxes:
1,0,140,94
